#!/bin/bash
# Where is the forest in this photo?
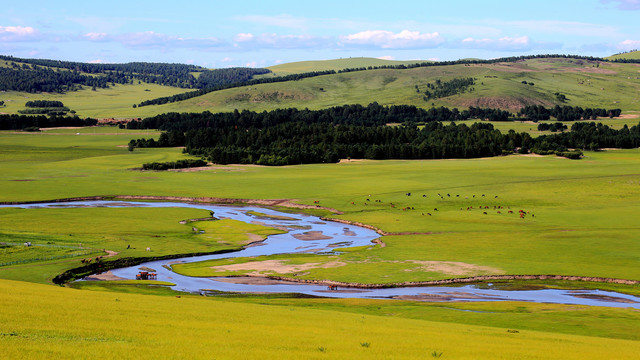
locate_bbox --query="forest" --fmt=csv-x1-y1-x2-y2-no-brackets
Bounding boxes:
127,104,640,165
0,114,97,130
519,105,622,121
0,55,271,93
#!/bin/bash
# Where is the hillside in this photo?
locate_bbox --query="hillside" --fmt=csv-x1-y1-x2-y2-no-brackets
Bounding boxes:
2,56,640,118
266,57,429,75
133,57,640,116
607,50,640,60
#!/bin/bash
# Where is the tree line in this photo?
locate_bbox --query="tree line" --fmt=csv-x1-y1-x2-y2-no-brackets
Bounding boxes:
0,55,272,93
25,100,65,108
421,77,475,100
518,105,622,121
0,114,97,130
142,159,207,171
134,54,609,107
136,70,335,107
126,105,640,165
126,103,515,132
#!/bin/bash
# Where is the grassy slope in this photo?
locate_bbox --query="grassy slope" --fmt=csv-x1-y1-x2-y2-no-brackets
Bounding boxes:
606,51,640,60
1,130,640,284
266,57,429,75
3,57,640,118
2,279,640,359
0,82,185,119
128,58,640,115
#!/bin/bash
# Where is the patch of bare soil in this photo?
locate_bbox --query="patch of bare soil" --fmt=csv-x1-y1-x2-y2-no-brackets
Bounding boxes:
338,159,366,163
40,127,84,130
408,261,503,276
213,277,300,285
84,270,126,281
292,231,333,241
489,63,535,72
456,96,552,111
169,165,247,173
209,259,346,275
394,292,508,302
569,293,638,303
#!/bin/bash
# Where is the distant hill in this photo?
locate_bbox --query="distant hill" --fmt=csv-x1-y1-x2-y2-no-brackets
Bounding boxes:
607,51,640,60
1,55,639,118
266,57,430,76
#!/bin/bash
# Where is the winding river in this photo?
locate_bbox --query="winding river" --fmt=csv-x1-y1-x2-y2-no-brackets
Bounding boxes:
6,200,640,308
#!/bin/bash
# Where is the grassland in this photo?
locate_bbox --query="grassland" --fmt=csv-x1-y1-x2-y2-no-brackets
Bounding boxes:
2,123,640,356
3,57,640,118
0,203,284,284
1,129,640,285
606,50,640,60
3,279,640,359
266,57,430,75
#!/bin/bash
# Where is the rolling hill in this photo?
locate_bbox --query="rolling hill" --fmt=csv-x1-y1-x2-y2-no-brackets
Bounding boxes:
1,55,639,118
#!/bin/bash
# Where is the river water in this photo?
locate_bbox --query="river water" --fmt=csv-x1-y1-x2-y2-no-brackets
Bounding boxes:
5,200,640,308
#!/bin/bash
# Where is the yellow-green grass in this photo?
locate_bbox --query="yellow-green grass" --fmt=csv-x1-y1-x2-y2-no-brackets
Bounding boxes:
454,114,640,135
607,51,640,60
70,277,640,341
3,57,640,118
0,81,185,118
190,218,286,246
0,129,640,282
266,57,430,75
2,279,639,359
0,207,283,284
2,129,640,285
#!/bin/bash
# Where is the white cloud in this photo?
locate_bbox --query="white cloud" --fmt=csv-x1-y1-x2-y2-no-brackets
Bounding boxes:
221,57,234,62
377,55,395,60
340,30,444,49
233,33,331,49
88,59,106,63
617,39,640,50
457,36,560,51
0,26,40,42
82,31,227,51
83,32,108,41
600,0,640,10
245,61,258,67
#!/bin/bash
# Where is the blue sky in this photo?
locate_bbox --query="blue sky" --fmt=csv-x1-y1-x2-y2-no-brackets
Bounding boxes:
1,0,639,68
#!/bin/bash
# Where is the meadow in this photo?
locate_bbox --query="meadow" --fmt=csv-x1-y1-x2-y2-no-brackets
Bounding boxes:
2,129,640,285
2,57,640,118
2,124,640,357
3,278,640,359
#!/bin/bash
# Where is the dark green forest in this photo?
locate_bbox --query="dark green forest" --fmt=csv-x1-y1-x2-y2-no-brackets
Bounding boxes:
0,55,270,93
127,104,640,165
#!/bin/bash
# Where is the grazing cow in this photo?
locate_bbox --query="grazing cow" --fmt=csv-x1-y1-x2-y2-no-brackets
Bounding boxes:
146,247,150,252
497,211,501,214
483,212,487,215
366,198,370,201
422,194,427,198
434,208,438,211
427,213,431,216
508,210,513,214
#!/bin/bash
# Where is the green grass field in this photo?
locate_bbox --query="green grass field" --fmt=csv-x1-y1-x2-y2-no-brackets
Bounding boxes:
606,50,640,60
1,129,640,285
3,57,640,118
3,279,640,359
2,119,640,357
266,57,430,75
